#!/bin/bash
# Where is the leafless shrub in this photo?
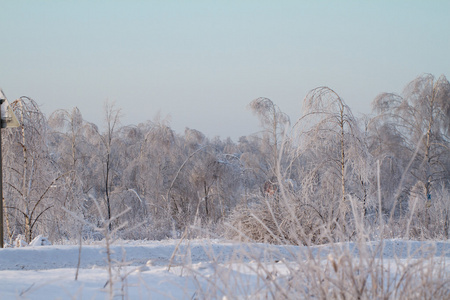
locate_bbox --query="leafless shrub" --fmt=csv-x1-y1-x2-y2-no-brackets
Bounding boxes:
225,194,331,246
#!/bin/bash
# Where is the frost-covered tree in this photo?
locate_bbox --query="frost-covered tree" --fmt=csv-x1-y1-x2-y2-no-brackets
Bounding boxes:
372,74,450,206
370,74,450,238
249,98,290,181
48,107,121,239
296,87,365,230
3,97,64,243
99,101,122,230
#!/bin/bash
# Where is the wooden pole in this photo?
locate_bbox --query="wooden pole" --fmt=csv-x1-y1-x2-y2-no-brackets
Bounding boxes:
0,99,4,248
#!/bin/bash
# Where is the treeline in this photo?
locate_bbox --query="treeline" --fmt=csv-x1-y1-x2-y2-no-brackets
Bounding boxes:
2,74,450,245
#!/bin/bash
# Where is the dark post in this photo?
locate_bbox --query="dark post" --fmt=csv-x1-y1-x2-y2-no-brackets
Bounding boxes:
0,99,4,248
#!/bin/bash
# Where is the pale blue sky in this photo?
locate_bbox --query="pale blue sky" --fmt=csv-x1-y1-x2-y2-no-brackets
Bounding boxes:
1,1,449,140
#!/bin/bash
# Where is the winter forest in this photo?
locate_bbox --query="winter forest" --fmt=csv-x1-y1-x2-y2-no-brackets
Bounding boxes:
3,73,450,246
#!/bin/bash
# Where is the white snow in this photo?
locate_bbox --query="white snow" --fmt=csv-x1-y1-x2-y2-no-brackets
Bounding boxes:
29,235,52,247
0,239,449,299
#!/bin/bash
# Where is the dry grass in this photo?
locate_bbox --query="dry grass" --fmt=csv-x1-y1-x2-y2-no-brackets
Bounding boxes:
179,189,450,299
179,236,450,299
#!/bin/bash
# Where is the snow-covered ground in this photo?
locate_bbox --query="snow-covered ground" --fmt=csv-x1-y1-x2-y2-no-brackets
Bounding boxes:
1,238,450,299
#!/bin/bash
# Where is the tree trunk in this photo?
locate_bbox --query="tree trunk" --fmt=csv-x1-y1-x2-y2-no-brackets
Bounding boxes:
204,181,209,217
3,201,12,244
340,107,347,222
105,151,112,231
25,215,31,244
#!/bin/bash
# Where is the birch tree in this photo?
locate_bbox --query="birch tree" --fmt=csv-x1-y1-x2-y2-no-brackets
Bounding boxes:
249,98,290,181
48,107,96,238
3,97,63,242
373,74,450,205
296,87,363,229
101,102,122,230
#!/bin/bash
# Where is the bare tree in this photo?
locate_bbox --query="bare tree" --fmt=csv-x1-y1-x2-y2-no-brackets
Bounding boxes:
91,101,123,231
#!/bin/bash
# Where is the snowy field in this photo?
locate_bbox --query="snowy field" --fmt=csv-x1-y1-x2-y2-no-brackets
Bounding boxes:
1,238,450,299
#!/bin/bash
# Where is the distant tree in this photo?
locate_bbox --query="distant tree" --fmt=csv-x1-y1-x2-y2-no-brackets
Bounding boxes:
166,129,211,229
366,108,412,216
47,107,97,239
249,98,290,180
372,74,450,206
89,101,123,231
237,135,268,198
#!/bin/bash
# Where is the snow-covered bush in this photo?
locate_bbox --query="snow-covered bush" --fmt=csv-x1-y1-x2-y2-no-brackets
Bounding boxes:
29,235,52,246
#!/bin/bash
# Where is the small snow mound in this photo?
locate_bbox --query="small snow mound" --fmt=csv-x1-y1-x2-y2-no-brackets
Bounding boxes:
14,235,28,247
30,235,52,246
